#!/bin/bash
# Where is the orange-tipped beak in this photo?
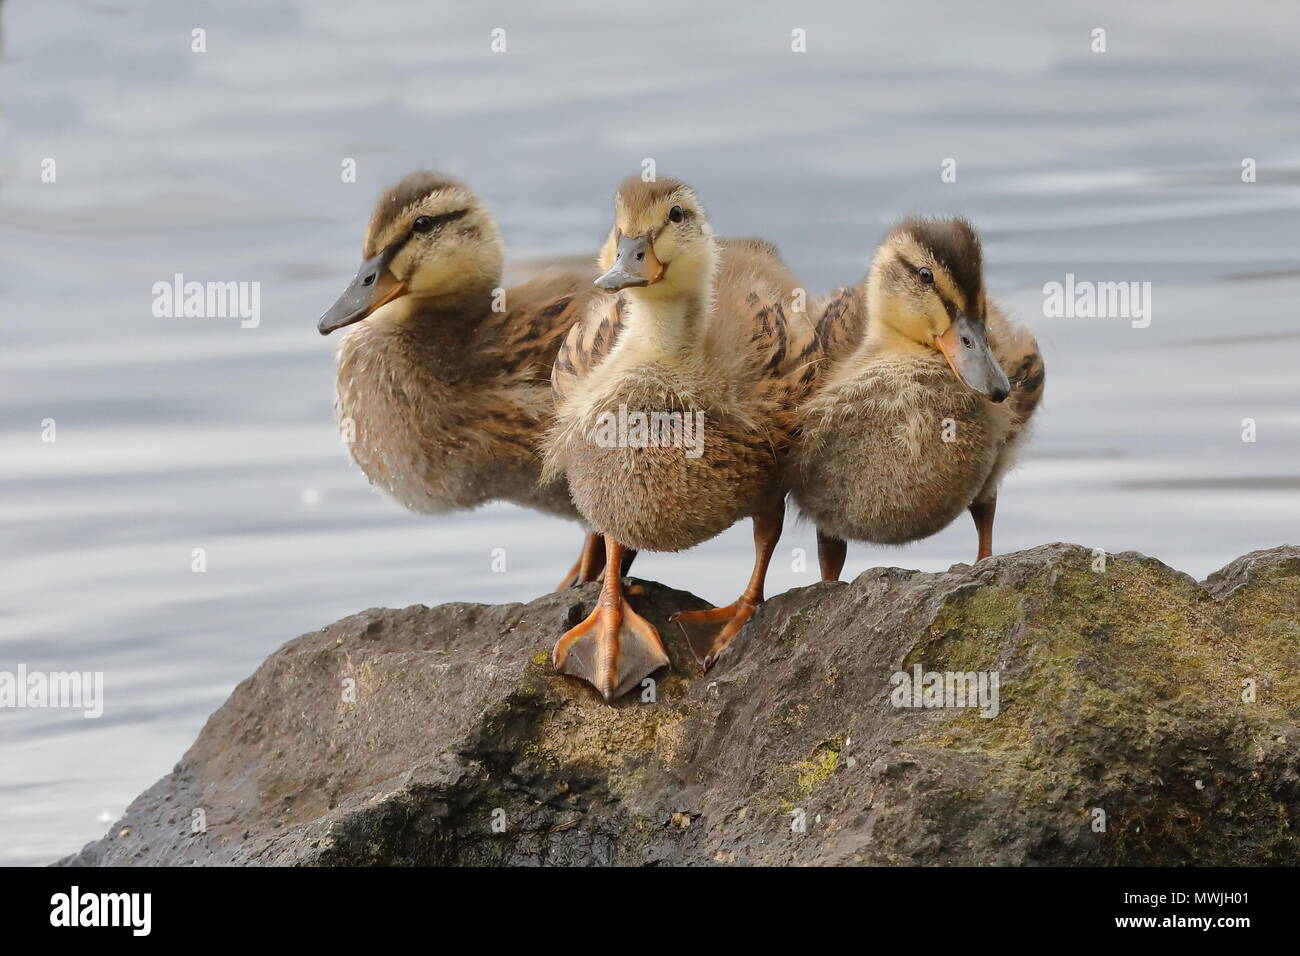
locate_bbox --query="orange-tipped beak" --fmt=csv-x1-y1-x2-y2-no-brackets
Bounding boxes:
318,249,409,335
932,316,1011,402
594,234,666,291
933,325,964,380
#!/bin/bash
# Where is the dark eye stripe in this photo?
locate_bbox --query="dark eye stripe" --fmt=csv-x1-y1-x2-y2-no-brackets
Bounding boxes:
897,255,933,282
891,256,926,286
413,208,469,233
937,292,958,320
896,251,982,318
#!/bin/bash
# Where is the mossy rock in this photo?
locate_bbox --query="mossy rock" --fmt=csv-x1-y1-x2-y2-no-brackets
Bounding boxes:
59,545,1300,866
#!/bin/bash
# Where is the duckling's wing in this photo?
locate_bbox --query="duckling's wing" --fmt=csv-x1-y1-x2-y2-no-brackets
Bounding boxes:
479,270,599,380
813,285,869,366
697,244,821,446
986,302,1045,428
718,257,861,404
756,284,870,402
551,296,626,402
743,284,868,427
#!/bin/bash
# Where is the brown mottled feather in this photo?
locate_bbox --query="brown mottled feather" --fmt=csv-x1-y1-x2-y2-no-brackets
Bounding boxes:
552,296,626,402
811,285,869,365
479,273,591,380
336,266,603,521
986,303,1045,430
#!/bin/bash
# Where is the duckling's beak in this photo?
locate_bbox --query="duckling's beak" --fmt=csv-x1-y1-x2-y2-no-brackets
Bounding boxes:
934,315,1011,403
318,248,407,335
594,234,665,292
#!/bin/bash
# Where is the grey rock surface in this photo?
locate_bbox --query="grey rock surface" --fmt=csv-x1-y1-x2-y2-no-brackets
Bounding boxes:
59,543,1300,866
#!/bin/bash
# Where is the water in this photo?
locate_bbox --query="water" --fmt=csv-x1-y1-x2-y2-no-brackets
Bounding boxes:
1,0,1297,865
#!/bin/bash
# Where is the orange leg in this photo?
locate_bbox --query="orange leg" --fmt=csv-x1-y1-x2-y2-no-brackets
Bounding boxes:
970,496,996,561
555,532,605,590
816,528,847,582
552,537,668,702
555,533,638,590
671,499,785,669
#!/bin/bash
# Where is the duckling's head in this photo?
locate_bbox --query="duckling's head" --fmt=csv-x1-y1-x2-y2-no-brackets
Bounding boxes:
866,217,1010,402
318,171,503,334
593,175,716,299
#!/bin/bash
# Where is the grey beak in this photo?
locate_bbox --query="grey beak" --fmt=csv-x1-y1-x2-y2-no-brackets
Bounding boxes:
318,246,404,335
939,315,1011,403
594,234,658,292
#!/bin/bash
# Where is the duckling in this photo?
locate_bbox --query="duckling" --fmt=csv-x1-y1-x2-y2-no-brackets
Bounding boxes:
544,176,829,701
791,217,1045,575
317,171,626,588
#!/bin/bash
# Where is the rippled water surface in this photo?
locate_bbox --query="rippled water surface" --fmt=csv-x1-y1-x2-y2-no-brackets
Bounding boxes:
1,0,1298,864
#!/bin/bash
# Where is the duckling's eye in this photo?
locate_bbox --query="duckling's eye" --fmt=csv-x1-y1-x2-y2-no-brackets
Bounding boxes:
412,215,435,233
668,205,684,224
917,267,934,285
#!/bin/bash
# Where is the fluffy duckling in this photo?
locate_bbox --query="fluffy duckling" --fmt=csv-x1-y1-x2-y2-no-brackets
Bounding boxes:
792,218,1045,575
544,176,829,701
317,171,622,587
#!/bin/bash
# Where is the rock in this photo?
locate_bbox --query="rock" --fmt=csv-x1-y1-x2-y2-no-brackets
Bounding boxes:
58,543,1300,866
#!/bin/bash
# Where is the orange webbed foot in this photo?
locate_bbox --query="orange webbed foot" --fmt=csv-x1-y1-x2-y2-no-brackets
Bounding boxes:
553,591,668,701
670,599,759,670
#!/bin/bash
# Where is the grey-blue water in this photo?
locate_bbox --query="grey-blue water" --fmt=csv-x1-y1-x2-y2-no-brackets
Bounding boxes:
1,0,1297,864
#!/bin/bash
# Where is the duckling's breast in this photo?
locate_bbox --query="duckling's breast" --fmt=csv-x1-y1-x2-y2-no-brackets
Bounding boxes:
550,368,777,552
791,354,1006,544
